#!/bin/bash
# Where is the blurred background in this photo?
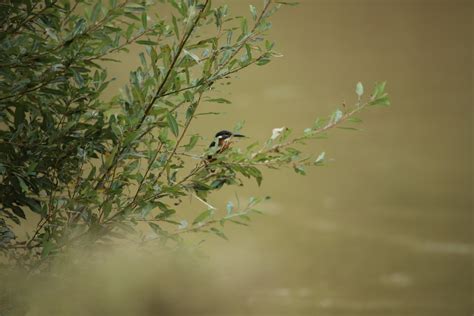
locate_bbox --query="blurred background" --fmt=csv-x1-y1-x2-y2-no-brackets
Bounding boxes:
15,0,472,315
191,0,473,315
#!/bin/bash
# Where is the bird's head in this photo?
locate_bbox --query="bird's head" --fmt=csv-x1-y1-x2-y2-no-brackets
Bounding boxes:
215,130,245,145
215,130,245,141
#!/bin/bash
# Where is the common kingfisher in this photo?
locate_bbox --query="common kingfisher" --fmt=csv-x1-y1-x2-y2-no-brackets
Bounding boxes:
207,130,245,161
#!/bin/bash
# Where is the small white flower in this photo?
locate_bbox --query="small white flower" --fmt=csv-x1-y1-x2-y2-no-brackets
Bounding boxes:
271,127,285,140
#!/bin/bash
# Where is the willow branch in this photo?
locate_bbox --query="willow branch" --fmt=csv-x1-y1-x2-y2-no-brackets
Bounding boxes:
94,0,209,191
258,101,371,157
137,0,210,128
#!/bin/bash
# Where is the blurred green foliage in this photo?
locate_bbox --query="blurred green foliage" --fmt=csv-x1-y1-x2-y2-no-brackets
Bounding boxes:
0,0,388,270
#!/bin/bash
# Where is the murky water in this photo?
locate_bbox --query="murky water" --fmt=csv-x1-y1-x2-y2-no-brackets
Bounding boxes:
187,1,473,315
101,0,474,315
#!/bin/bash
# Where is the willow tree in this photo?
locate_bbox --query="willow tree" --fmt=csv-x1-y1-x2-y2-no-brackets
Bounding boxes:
0,0,389,270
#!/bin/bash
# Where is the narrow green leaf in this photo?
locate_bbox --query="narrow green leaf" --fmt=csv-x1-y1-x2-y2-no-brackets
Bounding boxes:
210,227,228,240
192,209,213,225
206,98,231,104
91,0,102,23
45,27,59,41
166,112,179,137
226,30,233,45
184,134,199,151
256,57,271,66
338,126,359,131
148,222,162,233
22,197,44,216
103,201,112,219
136,40,159,45
276,1,299,5
27,162,38,174
41,241,54,258
183,49,201,64
373,81,387,99
229,219,249,226
370,95,390,106
294,165,306,175
11,206,26,219
141,12,147,29
240,17,248,35
172,15,180,39
140,203,155,218
17,177,28,193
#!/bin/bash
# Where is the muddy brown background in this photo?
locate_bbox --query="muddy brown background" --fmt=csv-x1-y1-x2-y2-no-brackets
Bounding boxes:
19,1,472,315
187,1,473,314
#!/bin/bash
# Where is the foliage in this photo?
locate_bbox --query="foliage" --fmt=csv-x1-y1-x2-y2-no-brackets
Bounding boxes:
0,0,389,269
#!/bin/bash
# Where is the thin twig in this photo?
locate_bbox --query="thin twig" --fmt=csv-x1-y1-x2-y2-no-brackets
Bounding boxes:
128,142,163,207
262,102,368,155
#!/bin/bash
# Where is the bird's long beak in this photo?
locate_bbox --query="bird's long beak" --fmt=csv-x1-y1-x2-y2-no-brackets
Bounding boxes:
232,133,245,138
